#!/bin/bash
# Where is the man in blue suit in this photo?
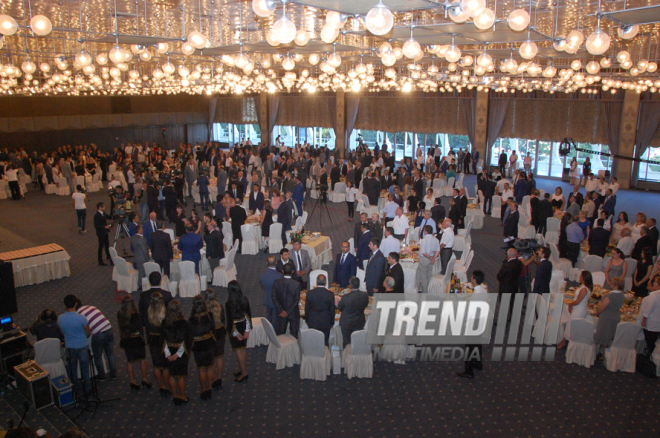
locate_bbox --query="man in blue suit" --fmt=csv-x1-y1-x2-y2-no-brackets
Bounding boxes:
259,255,283,330
128,215,140,237
248,183,265,212
333,241,357,288
142,212,158,246
532,247,552,295
292,176,304,216
356,223,373,268
601,188,616,219
364,239,387,296
177,224,204,273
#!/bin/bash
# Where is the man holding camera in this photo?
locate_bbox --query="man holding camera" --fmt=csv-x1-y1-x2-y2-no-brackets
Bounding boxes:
94,202,113,266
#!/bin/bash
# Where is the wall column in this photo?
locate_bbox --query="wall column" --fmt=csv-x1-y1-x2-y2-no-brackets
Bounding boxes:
474,89,489,168
614,90,641,189
335,89,346,158
259,91,269,147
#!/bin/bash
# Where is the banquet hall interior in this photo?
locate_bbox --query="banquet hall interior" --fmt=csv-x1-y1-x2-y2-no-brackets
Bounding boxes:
1,0,660,436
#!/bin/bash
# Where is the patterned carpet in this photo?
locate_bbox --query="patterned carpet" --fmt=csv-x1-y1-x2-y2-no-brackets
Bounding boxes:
0,176,659,438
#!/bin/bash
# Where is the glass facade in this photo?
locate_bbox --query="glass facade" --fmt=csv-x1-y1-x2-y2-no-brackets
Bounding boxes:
349,130,471,162
272,126,336,148
212,123,261,145
639,147,660,182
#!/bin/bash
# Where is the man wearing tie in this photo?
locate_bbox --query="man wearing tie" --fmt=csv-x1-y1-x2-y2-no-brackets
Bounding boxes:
356,223,374,268
497,248,524,316
333,241,357,288
143,212,158,246
338,277,370,347
248,183,265,212
230,180,244,202
418,210,437,239
532,247,552,295
291,239,312,289
272,264,301,337
260,256,283,331
304,274,336,345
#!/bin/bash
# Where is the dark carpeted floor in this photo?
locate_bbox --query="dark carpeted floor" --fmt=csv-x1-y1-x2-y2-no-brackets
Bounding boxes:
1,175,659,437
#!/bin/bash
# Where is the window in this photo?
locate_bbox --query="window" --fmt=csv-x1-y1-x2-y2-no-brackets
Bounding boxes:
638,147,660,182
212,123,260,144
273,126,335,148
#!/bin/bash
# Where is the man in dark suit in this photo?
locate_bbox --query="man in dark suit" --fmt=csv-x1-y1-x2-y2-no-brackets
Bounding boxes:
260,256,283,330
532,247,552,295
647,218,659,257
353,213,371,252
178,224,204,273
430,197,446,224
130,224,149,289
601,189,616,219
457,188,468,229
329,163,340,191
356,223,374,268
143,212,158,246
229,198,247,246
384,252,405,294
276,248,295,274
338,276,370,347
204,221,224,271
380,169,393,190
482,175,496,215
530,190,541,232
229,180,244,203
566,184,584,209
538,193,554,234
94,202,113,266
588,219,610,258
333,241,357,288
138,272,173,327
272,264,301,338
503,202,519,248
632,226,654,261
305,274,336,345
276,194,291,242
363,172,380,207
149,221,173,277
248,183,265,212
497,248,524,315
365,239,387,296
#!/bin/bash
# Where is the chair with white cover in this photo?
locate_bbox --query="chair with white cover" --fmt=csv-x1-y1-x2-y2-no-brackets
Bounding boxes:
432,178,446,198
55,176,70,196
476,159,484,173
565,318,597,368
356,268,367,292
222,221,233,251
89,173,102,192
178,261,201,298
624,258,636,291
548,243,573,279
343,330,373,379
348,237,356,257
517,212,536,239
491,195,502,218
240,224,259,255
545,217,561,245
443,177,455,196
212,246,238,287
164,228,175,242
142,262,170,291
591,271,606,287
34,338,68,379
309,270,329,289
109,247,119,282
262,318,301,370
604,322,643,373
428,254,456,295
299,329,332,381
455,173,465,189
75,175,86,190
114,257,139,292
453,221,472,252
582,255,604,273
453,250,474,283
330,182,346,203
246,317,269,348
285,216,305,243
267,223,283,254
454,243,471,268
549,270,566,295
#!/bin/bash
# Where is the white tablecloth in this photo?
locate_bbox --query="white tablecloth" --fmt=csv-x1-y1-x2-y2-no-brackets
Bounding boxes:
286,236,332,270
10,250,71,287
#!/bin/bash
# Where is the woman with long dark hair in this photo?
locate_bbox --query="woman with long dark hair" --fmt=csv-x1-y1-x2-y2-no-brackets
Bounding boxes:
204,289,226,390
188,295,216,401
117,296,151,392
162,300,190,405
146,293,171,397
225,281,252,383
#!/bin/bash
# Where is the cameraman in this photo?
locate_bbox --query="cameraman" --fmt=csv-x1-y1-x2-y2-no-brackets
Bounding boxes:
72,184,87,234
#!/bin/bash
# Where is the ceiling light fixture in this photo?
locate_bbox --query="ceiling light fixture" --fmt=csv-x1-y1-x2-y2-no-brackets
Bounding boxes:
365,0,394,35
272,1,296,44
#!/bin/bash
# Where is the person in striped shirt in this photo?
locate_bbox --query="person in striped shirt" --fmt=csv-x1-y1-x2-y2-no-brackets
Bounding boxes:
76,297,117,381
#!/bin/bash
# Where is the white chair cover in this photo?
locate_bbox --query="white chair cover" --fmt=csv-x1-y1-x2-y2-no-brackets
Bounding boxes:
491,195,502,218
34,338,68,379
109,247,119,282
299,329,332,381
115,256,138,292
517,212,536,239
212,246,238,287
241,224,259,255
262,318,301,370
178,260,201,298
549,243,573,279
164,228,175,241
309,270,329,289
246,317,270,348
453,250,474,283
356,269,367,292
604,322,642,373
142,261,170,291
343,330,373,379
455,173,465,189
222,222,234,251
591,271,606,287
454,243,471,268
348,238,356,256
625,258,637,278
453,221,472,252
443,177,455,196
428,255,456,295
545,217,561,245
566,318,597,368
549,270,566,294
268,223,283,254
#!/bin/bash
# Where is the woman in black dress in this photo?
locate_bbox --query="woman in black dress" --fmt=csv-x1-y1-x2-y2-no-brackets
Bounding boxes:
188,295,216,401
633,249,654,298
204,289,226,390
162,300,190,405
260,200,274,239
225,281,252,383
117,296,151,392
146,292,171,397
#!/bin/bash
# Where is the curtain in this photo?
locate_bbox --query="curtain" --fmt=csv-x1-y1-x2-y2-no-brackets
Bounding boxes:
208,97,218,140
487,99,509,150
268,96,279,146
275,96,334,128
462,98,476,148
214,96,259,125
345,97,360,147
601,100,623,178
633,101,660,185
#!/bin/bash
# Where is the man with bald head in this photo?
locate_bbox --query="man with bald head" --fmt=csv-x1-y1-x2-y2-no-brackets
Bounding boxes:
304,274,336,345
497,248,524,314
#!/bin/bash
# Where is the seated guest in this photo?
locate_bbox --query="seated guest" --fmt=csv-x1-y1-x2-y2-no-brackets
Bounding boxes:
617,228,634,257
304,274,336,345
588,219,610,257
338,277,369,347
333,241,357,288
29,309,64,343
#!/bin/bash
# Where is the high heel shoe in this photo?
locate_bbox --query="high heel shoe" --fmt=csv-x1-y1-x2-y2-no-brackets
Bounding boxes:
234,374,249,383
212,379,222,390
200,389,212,401
173,397,182,406
159,388,171,397
233,370,242,377
180,397,189,405
129,383,140,392
141,381,152,389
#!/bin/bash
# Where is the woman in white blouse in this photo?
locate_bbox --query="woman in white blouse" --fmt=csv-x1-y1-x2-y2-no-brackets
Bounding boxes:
422,187,435,208
611,212,632,244
345,181,358,222
631,212,647,243
569,157,578,185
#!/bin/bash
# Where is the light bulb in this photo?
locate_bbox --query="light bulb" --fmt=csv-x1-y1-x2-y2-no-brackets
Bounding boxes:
326,11,347,29
40,62,51,72
83,64,95,75
571,60,582,70
153,69,164,79
282,57,295,71
178,66,190,77
30,15,52,36
328,52,342,68
117,63,129,72
449,7,469,23
617,51,630,64
320,25,339,44
460,0,485,18
95,53,108,66
586,61,600,75
600,58,612,68
129,70,140,80
294,29,310,46
402,38,422,59
243,62,254,75
182,42,195,56
21,61,36,74
508,9,530,32
519,41,538,59
621,59,632,69
566,30,584,48
585,29,610,55
272,11,296,44
381,52,396,66
617,25,639,40
477,53,492,68
647,62,658,73
0,15,18,36
474,65,485,75
308,53,320,66
75,51,92,67
235,53,249,69
156,42,169,54
252,0,276,18
140,51,152,61
365,1,394,35
638,59,649,72
393,47,403,59
162,62,175,74
131,44,146,54
473,8,495,30
123,50,133,62
187,31,207,49
543,65,557,77
266,32,280,46
108,46,125,64
445,45,461,63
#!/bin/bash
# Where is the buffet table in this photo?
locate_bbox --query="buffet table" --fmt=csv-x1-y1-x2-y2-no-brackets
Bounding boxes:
286,235,332,270
0,244,71,287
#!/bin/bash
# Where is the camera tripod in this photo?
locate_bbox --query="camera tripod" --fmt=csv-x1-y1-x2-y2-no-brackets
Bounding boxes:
112,217,131,252
308,187,332,231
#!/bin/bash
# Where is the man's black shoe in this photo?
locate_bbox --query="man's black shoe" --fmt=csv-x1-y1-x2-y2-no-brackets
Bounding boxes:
456,372,474,379
98,261,107,266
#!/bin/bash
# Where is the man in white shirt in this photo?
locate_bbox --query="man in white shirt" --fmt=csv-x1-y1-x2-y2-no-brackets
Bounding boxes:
585,174,598,193
617,228,634,257
417,225,441,294
72,185,87,234
380,227,401,259
391,207,409,241
496,177,510,194
382,194,399,222
418,210,437,239
609,177,620,195
3,164,20,200
597,177,609,197
641,275,660,356
438,218,455,274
